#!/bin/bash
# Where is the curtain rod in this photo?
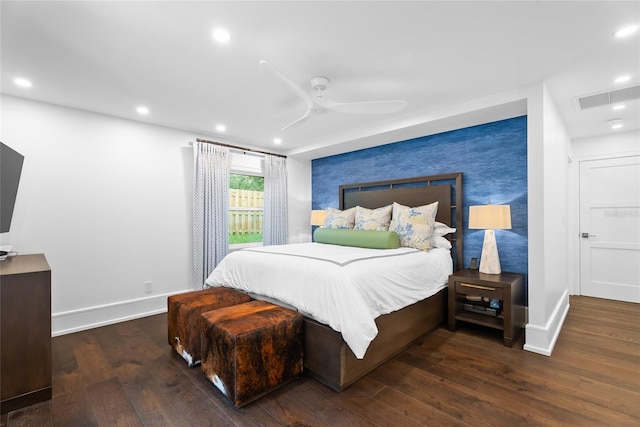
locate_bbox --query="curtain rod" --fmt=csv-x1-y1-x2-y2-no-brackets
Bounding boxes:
195,138,287,159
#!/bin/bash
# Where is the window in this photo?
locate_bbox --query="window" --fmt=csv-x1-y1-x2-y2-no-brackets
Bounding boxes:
229,152,264,248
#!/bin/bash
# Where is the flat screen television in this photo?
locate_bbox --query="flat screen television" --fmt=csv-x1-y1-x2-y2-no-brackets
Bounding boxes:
1,142,25,233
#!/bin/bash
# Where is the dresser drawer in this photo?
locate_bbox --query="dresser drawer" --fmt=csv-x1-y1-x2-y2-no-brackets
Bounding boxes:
455,281,504,299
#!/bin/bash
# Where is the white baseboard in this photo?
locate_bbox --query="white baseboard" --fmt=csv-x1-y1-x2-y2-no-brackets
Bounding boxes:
52,290,190,337
523,290,570,356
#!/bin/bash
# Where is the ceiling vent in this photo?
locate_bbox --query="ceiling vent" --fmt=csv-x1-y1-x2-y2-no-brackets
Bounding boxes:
577,85,640,110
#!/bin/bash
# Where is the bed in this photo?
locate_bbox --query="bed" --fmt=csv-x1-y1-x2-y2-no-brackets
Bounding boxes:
207,173,463,391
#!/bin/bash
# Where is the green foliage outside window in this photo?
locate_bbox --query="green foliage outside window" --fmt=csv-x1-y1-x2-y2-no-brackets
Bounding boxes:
229,174,264,191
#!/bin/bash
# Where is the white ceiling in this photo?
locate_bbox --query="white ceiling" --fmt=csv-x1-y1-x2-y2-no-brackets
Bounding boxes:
2,1,639,159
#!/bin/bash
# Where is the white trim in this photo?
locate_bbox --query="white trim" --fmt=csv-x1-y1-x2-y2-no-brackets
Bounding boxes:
52,290,191,336
567,149,580,296
572,151,640,297
523,290,570,356
574,150,640,163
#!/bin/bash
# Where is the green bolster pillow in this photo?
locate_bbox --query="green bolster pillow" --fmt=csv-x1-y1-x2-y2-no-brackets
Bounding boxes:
313,228,399,249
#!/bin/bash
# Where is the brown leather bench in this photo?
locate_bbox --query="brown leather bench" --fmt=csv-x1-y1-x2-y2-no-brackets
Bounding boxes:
167,287,252,367
200,300,303,408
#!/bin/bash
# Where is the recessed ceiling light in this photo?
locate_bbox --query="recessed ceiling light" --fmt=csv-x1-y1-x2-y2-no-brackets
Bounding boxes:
14,77,32,88
613,104,626,111
216,124,226,132
614,24,638,38
273,138,282,145
608,119,623,129
614,75,631,84
212,28,231,44
136,106,150,115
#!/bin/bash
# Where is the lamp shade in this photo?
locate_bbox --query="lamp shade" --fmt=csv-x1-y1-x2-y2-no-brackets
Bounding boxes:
469,204,511,230
310,210,327,226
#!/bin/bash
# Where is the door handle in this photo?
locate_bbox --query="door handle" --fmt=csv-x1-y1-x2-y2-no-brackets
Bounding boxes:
581,233,597,238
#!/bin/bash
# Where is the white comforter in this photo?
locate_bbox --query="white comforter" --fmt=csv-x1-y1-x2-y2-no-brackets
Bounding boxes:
205,242,452,359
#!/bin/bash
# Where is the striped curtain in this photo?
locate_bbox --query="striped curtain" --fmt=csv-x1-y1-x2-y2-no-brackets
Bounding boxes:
263,155,288,246
193,142,229,289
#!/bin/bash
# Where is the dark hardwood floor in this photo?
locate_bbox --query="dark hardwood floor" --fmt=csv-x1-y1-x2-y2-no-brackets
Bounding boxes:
2,295,639,426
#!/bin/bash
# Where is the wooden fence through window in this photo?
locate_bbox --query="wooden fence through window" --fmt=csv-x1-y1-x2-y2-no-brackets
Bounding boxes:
229,189,264,235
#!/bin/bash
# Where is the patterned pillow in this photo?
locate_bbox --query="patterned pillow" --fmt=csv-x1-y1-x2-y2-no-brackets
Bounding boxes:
323,207,356,229
389,201,439,250
354,205,392,231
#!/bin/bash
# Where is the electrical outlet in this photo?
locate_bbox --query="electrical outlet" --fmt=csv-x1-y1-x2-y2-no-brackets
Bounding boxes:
144,281,152,294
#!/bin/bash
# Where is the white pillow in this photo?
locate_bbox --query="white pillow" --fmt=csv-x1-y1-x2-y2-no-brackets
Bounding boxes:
433,221,456,237
430,222,456,250
431,236,452,250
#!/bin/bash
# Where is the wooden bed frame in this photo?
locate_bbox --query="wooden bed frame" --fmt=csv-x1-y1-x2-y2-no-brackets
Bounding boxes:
303,172,463,391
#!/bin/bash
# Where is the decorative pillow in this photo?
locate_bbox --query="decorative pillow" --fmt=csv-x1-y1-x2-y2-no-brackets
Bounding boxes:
323,207,356,229
431,235,452,250
389,201,439,251
433,221,456,237
314,228,399,249
430,221,456,250
354,205,392,231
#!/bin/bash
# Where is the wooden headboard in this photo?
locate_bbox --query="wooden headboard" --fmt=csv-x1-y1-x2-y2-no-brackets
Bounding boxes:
339,173,463,271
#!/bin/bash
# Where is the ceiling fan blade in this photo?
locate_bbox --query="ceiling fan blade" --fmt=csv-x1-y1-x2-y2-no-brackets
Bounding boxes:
328,100,407,114
281,109,313,131
259,60,314,111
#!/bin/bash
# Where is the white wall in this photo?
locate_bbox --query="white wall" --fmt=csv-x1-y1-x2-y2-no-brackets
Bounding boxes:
522,83,572,356
542,84,572,319
571,130,640,159
0,95,311,335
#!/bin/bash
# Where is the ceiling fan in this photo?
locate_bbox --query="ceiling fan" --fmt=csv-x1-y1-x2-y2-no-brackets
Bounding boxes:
259,60,407,131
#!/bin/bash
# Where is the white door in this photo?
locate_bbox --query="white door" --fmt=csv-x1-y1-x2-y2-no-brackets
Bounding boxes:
579,155,640,303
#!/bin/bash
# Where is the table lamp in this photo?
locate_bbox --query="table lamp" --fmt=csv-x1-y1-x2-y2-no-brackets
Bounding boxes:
310,210,327,226
468,204,511,274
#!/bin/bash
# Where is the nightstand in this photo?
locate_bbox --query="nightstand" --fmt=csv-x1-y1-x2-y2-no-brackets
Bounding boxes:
448,269,525,347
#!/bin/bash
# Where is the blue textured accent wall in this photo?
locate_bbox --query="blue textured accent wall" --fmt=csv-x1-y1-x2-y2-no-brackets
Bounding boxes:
312,116,528,276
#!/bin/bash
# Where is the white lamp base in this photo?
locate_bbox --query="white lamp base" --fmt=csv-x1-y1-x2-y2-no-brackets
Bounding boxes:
479,229,502,274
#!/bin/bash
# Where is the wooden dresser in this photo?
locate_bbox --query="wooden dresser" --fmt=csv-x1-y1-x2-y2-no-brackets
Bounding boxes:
0,254,52,414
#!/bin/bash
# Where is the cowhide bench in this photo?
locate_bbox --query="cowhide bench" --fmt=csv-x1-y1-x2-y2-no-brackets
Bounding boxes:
200,300,303,408
167,287,252,367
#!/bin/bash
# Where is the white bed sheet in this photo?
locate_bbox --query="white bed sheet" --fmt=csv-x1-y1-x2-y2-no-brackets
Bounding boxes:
205,242,452,359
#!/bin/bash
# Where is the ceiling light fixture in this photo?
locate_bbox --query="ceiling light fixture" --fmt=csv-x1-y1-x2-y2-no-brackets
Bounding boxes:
216,124,226,132
614,24,639,38
136,106,150,115
614,75,631,84
608,118,623,130
273,138,282,145
14,77,32,88
212,28,231,44
612,104,626,111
